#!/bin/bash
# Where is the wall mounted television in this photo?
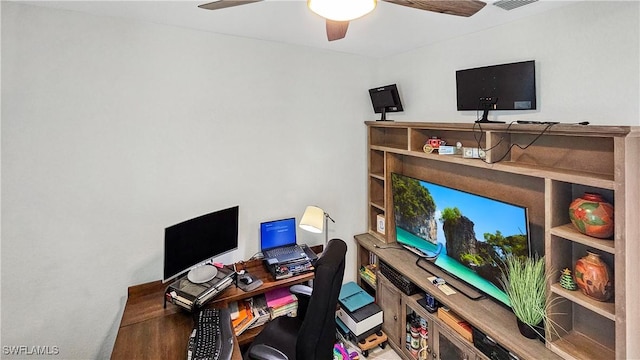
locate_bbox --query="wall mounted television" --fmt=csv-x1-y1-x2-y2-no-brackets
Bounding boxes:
456,60,536,123
163,205,239,283
369,84,404,121
391,173,530,307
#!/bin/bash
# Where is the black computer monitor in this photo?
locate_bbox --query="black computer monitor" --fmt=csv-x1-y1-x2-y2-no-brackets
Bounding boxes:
456,60,536,123
163,205,239,283
369,84,404,121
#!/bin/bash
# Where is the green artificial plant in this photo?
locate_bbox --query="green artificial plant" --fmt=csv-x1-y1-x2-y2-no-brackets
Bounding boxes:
500,255,548,329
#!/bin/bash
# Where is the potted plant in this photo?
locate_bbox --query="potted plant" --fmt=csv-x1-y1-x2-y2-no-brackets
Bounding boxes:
500,254,548,340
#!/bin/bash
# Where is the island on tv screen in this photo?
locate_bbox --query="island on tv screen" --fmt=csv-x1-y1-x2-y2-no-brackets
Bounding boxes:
391,173,530,307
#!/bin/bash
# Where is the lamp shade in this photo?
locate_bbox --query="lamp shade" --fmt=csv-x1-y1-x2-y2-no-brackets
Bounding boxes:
300,206,324,233
307,0,377,22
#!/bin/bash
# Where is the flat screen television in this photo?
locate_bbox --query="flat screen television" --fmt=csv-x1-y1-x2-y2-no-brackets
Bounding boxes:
456,60,536,123
391,173,530,307
369,84,404,121
163,205,239,283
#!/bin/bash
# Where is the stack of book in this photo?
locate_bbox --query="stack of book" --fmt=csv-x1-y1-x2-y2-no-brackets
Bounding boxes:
265,287,298,319
164,267,235,312
230,299,257,336
359,264,377,287
247,295,270,330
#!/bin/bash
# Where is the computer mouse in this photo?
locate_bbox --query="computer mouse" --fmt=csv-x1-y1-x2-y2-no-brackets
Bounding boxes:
240,275,252,285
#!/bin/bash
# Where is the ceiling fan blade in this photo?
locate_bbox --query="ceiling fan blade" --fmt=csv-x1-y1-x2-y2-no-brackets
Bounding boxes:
198,0,263,11
383,0,486,17
326,20,349,41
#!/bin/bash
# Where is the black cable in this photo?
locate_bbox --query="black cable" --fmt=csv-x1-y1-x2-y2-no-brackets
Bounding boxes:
472,121,557,164
374,244,486,301
372,243,406,251
484,122,556,164
473,121,518,155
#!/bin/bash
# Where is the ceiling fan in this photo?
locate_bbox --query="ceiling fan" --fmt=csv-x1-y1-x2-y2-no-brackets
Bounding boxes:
198,0,487,41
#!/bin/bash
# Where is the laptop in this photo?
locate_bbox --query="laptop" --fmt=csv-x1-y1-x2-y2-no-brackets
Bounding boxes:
260,218,308,265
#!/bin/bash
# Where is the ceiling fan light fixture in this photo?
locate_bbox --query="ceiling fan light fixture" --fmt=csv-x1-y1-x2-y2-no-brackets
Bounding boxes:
308,0,377,22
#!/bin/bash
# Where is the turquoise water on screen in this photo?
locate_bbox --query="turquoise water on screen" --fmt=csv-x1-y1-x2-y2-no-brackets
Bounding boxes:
396,227,510,306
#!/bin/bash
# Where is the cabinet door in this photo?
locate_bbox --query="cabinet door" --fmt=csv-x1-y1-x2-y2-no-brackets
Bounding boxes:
432,323,479,360
377,274,402,346
403,298,433,360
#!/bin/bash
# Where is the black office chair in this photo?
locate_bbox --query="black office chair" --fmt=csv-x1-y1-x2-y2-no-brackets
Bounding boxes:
244,238,347,360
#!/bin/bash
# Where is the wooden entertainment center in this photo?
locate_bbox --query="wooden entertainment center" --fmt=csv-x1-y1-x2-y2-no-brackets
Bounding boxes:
356,121,639,360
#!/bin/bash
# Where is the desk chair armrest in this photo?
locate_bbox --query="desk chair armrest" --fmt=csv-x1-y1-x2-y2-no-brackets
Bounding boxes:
289,284,312,297
290,284,312,319
247,344,289,360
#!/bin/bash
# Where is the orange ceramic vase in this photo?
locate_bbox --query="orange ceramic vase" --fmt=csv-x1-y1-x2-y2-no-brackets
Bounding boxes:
574,251,613,302
568,192,614,239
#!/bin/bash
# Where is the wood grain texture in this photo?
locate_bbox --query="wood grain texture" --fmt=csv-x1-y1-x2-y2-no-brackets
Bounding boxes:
326,20,349,41
364,122,640,359
112,246,322,359
112,313,195,359
198,0,262,11
355,233,562,360
383,0,486,17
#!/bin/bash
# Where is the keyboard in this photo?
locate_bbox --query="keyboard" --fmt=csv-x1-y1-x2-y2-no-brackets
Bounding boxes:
187,308,233,360
268,245,303,257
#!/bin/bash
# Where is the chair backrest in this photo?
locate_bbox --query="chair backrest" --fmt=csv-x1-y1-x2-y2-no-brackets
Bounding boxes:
295,238,347,360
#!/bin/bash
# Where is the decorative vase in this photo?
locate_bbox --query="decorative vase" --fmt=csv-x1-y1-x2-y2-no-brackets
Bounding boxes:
574,251,613,302
568,192,614,239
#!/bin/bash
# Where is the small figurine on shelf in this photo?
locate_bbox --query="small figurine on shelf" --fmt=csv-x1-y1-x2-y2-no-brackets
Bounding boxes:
560,268,578,291
423,137,446,153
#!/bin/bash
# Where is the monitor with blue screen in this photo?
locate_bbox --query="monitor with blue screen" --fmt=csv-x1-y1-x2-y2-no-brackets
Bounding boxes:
260,217,297,251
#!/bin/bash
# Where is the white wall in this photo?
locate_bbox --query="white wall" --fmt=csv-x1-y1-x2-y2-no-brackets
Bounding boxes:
377,1,640,125
2,1,640,359
1,3,372,358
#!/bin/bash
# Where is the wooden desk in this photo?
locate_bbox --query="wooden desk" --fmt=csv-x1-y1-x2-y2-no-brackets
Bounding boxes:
112,248,320,359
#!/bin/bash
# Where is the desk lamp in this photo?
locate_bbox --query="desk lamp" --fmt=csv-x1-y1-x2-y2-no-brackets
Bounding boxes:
299,206,335,247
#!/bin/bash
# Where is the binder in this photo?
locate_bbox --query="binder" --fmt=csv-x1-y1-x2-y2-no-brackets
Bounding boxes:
265,287,297,308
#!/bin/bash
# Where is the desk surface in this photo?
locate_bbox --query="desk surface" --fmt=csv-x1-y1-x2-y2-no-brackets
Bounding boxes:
112,249,320,360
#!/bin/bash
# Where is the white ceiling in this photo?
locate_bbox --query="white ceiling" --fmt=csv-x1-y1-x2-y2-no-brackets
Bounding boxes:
20,0,578,58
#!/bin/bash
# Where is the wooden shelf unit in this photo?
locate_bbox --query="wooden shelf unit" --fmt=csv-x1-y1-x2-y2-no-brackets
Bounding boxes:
356,233,560,360
363,121,640,360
